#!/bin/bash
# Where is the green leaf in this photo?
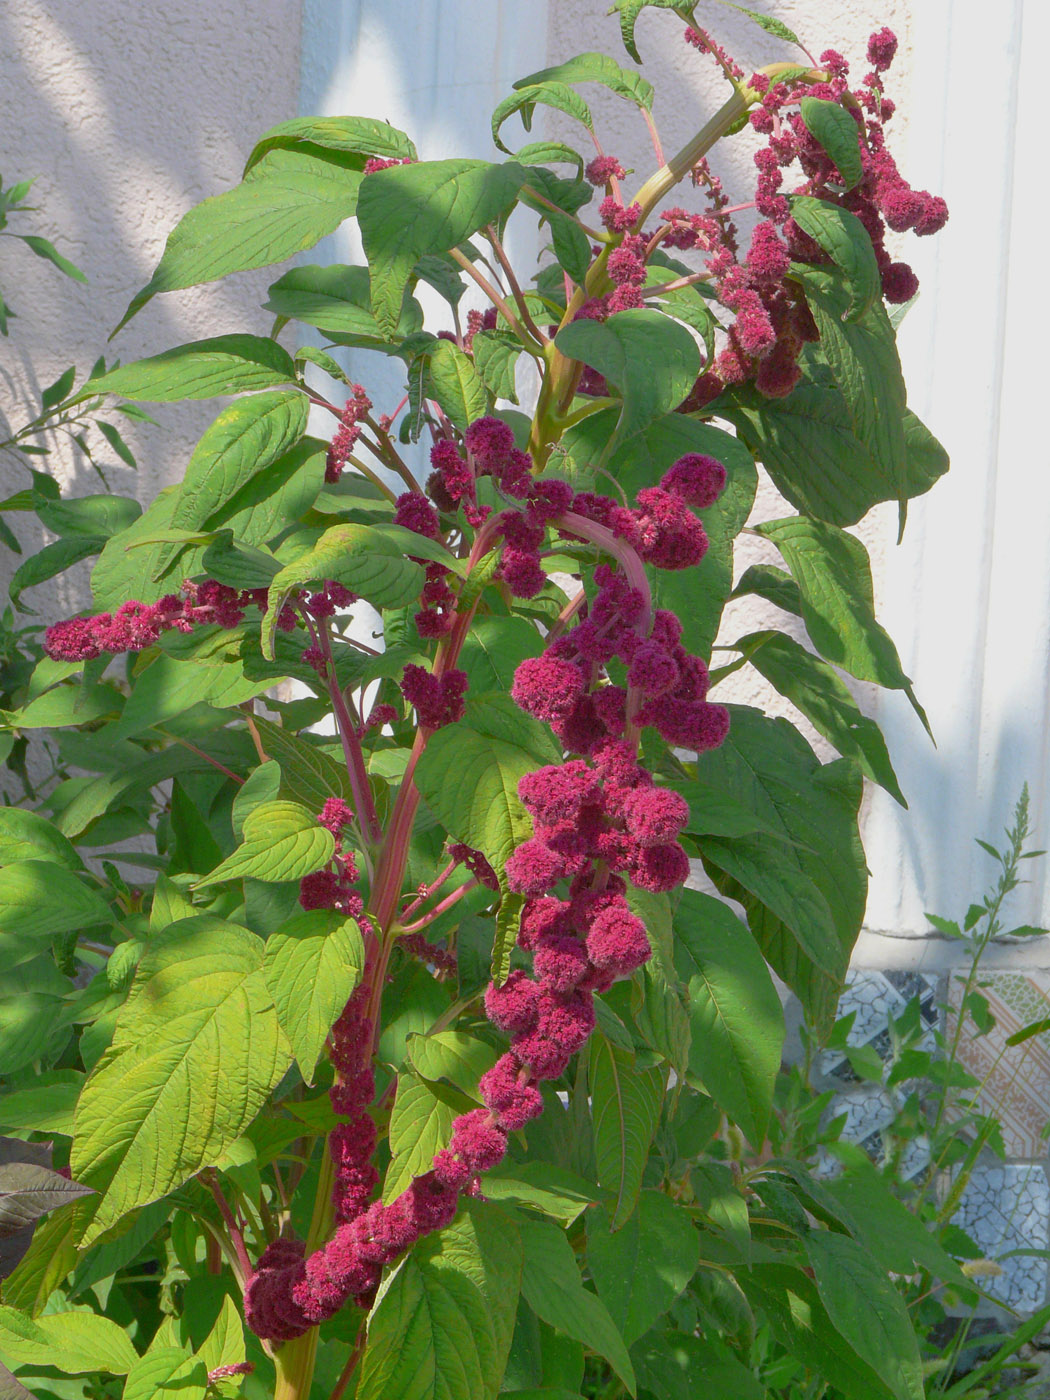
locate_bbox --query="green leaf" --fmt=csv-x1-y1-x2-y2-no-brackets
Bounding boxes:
514,141,586,177
383,1072,464,1203
197,1293,245,1375
358,159,527,335
672,890,784,1145
96,418,138,468
0,994,72,1074
792,266,907,509
264,263,423,345
0,809,83,869
195,800,334,887
609,0,695,63
493,85,594,156
0,1072,83,1135
805,1231,924,1400
518,1216,635,1394
554,311,701,448
514,51,654,110
741,1264,896,1400
250,717,355,809
36,494,141,540
358,1202,522,1400
472,332,523,403
483,1163,599,1226
262,910,365,1080
414,694,561,872
263,523,425,657
80,335,295,402
716,1,802,46
0,861,111,968
588,1032,663,1229
458,616,543,695
586,1191,699,1346
123,1347,207,1400
170,389,308,539
628,889,690,1077
71,918,288,1243
406,1031,500,1101
789,197,880,320
740,630,906,803
8,536,104,610
243,115,415,174
692,706,866,1034
116,146,365,332
0,1304,138,1374
425,339,490,432
108,650,271,742
21,234,87,283
632,1331,764,1400
754,517,920,706
799,98,864,189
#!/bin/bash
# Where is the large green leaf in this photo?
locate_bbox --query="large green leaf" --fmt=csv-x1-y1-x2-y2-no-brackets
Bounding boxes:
493,84,594,156
108,650,272,741
194,800,334,887
0,809,83,869
0,1305,138,1375
514,52,654,110
71,918,288,1243
250,717,355,809
517,1216,635,1394
116,146,365,332
805,1231,924,1400
629,889,690,1078
741,1264,896,1400
691,706,866,1034
358,1201,522,1400
458,617,544,696
81,336,296,402
122,1347,207,1400
632,1331,764,1400
263,523,425,656
555,311,701,448
740,629,906,804
425,339,489,432
754,516,921,711
262,910,365,1081
406,1031,500,1102
383,1072,466,1204
358,159,527,335
9,537,105,611
243,115,415,174
789,198,880,321
586,1191,699,1346
672,890,784,1146
792,266,907,507
799,97,864,189
264,263,423,345
0,862,111,968
609,0,696,62
588,1032,663,1229
171,389,308,540
415,694,560,872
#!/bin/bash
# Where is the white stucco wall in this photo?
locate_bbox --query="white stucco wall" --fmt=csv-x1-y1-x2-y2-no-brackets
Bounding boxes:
0,0,301,606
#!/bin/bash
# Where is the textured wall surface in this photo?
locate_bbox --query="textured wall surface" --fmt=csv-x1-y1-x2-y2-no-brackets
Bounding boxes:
0,0,301,611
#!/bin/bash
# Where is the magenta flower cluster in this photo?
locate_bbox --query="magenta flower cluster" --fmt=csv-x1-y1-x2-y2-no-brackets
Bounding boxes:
44,578,356,664
297,798,370,924
324,384,372,483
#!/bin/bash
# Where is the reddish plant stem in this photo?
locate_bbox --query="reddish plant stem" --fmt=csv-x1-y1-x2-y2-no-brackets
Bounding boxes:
399,857,459,922
314,617,383,846
485,224,550,345
400,877,480,934
642,107,665,166
203,1171,253,1282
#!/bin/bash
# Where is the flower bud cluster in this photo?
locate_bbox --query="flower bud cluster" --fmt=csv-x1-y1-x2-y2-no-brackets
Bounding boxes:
44,579,357,664
325,385,372,483
297,798,370,925
662,26,947,402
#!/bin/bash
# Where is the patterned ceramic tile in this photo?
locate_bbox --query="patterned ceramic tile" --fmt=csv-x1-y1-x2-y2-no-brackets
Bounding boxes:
820,969,939,1085
948,1164,1050,1310
815,1087,930,1181
946,972,1050,1157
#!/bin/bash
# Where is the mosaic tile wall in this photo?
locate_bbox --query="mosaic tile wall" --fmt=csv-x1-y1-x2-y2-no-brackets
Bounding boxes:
818,968,1050,1311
